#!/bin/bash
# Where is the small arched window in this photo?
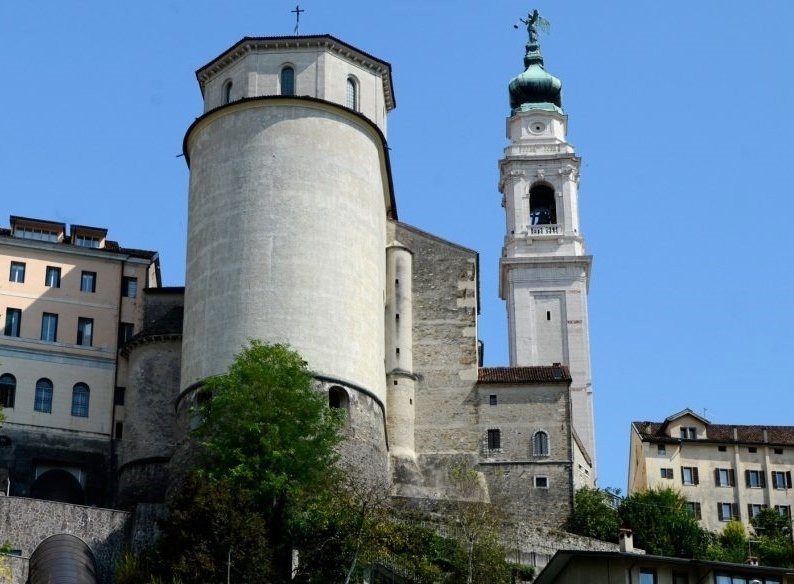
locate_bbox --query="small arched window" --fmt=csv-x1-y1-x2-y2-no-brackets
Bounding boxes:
34,378,53,413
0,374,15,408
533,431,549,457
223,80,233,104
280,66,295,96
328,386,349,411
529,184,556,225
71,383,90,417
346,77,358,111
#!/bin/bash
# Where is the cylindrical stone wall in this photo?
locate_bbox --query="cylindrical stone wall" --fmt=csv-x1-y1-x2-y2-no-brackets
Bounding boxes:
385,243,415,459
181,100,388,404
116,339,181,508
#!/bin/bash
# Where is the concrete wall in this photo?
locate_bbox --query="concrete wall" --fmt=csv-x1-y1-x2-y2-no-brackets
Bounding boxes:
0,425,110,506
182,101,389,407
0,496,129,584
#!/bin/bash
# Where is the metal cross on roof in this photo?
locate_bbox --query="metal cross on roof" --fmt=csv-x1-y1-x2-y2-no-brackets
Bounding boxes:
291,4,304,34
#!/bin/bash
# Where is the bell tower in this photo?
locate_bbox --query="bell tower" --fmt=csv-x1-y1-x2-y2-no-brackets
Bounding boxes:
499,11,596,473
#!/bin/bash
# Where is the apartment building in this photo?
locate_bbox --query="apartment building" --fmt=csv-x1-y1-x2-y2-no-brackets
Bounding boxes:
629,409,794,533
0,215,159,506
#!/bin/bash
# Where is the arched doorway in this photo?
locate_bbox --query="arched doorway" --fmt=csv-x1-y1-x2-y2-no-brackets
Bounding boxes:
30,469,85,504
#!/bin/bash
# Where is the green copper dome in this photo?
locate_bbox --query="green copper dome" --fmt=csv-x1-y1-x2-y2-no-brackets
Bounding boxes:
509,11,562,114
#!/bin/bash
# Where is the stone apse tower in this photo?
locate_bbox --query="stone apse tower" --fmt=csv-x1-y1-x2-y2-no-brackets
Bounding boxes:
178,36,397,483
499,14,597,473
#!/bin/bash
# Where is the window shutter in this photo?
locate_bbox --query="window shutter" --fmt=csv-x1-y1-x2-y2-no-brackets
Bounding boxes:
695,502,701,519
715,468,720,486
787,471,792,489
681,466,685,484
718,503,724,521
732,503,739,519
760,472,766,488
747,504,753,518
730,469,736,486
745,469,751,487
693,467,699,485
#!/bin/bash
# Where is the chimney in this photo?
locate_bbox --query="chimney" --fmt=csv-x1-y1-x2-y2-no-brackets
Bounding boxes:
619,528,634,553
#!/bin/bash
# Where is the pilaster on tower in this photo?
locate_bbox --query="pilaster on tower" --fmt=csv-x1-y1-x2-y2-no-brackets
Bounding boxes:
499,12,596,481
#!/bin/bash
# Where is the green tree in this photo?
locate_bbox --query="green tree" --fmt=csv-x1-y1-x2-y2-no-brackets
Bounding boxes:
193,341,345,577
705,520,747,564
442,464,512,584
752,508,793,567
156,474,273,583
618,487,709,558
568,487,619,542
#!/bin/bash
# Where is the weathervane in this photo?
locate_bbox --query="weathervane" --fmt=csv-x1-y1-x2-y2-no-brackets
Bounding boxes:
514,9,550,44
291,4,304,34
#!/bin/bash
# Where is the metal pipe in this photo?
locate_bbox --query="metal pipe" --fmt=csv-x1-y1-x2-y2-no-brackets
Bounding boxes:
29,534,97,584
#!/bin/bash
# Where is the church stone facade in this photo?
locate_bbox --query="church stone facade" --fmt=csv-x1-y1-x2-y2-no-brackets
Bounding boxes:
0,29,599,582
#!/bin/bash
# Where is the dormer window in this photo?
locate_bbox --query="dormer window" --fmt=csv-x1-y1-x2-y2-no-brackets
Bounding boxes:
346,76,359,111
280,66,295,96
75,234,101,248
13,226,59,242
529,184,556,225
680,427,696,440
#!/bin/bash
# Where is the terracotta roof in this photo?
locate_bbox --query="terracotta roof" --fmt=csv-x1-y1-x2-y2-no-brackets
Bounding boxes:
633,420,794,446
478,366,571,384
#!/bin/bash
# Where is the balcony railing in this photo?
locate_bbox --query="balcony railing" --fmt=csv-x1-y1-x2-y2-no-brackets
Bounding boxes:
528,224,560,235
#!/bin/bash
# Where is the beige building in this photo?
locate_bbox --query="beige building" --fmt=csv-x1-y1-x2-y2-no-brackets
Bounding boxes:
629,409,794,533
535,547,794,584
0,215,159,505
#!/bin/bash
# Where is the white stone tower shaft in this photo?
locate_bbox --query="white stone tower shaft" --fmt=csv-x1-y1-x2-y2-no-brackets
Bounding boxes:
498,109,596,473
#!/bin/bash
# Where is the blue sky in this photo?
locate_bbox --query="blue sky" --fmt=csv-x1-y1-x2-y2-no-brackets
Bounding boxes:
2,1,793,493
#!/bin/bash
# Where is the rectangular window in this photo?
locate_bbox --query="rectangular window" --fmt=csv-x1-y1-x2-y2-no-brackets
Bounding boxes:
80,271,96,293
771,470,792,489
76,317,93,346
746,469,765,488
748,447,757,453
4,308,21,337
9,261,25,283
657,444,666,455
679,427,696,439
773,447,783,455
115,421,124,440
686,501,702,519
75,234,100,248
718,502,738,521
681,466,699,485
715,468,735,487
118,322,134,346
487,429,501,450
14,226,58,242
718,445,727,452
775,505,791,519
489,394,497,406
660,468,673,479
114,386,126,406
534,476,548,489
122,276,138,298
45,266,61,288
639,568,657,584
40,313,58,342
672,573,688,584
747,504,765,519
